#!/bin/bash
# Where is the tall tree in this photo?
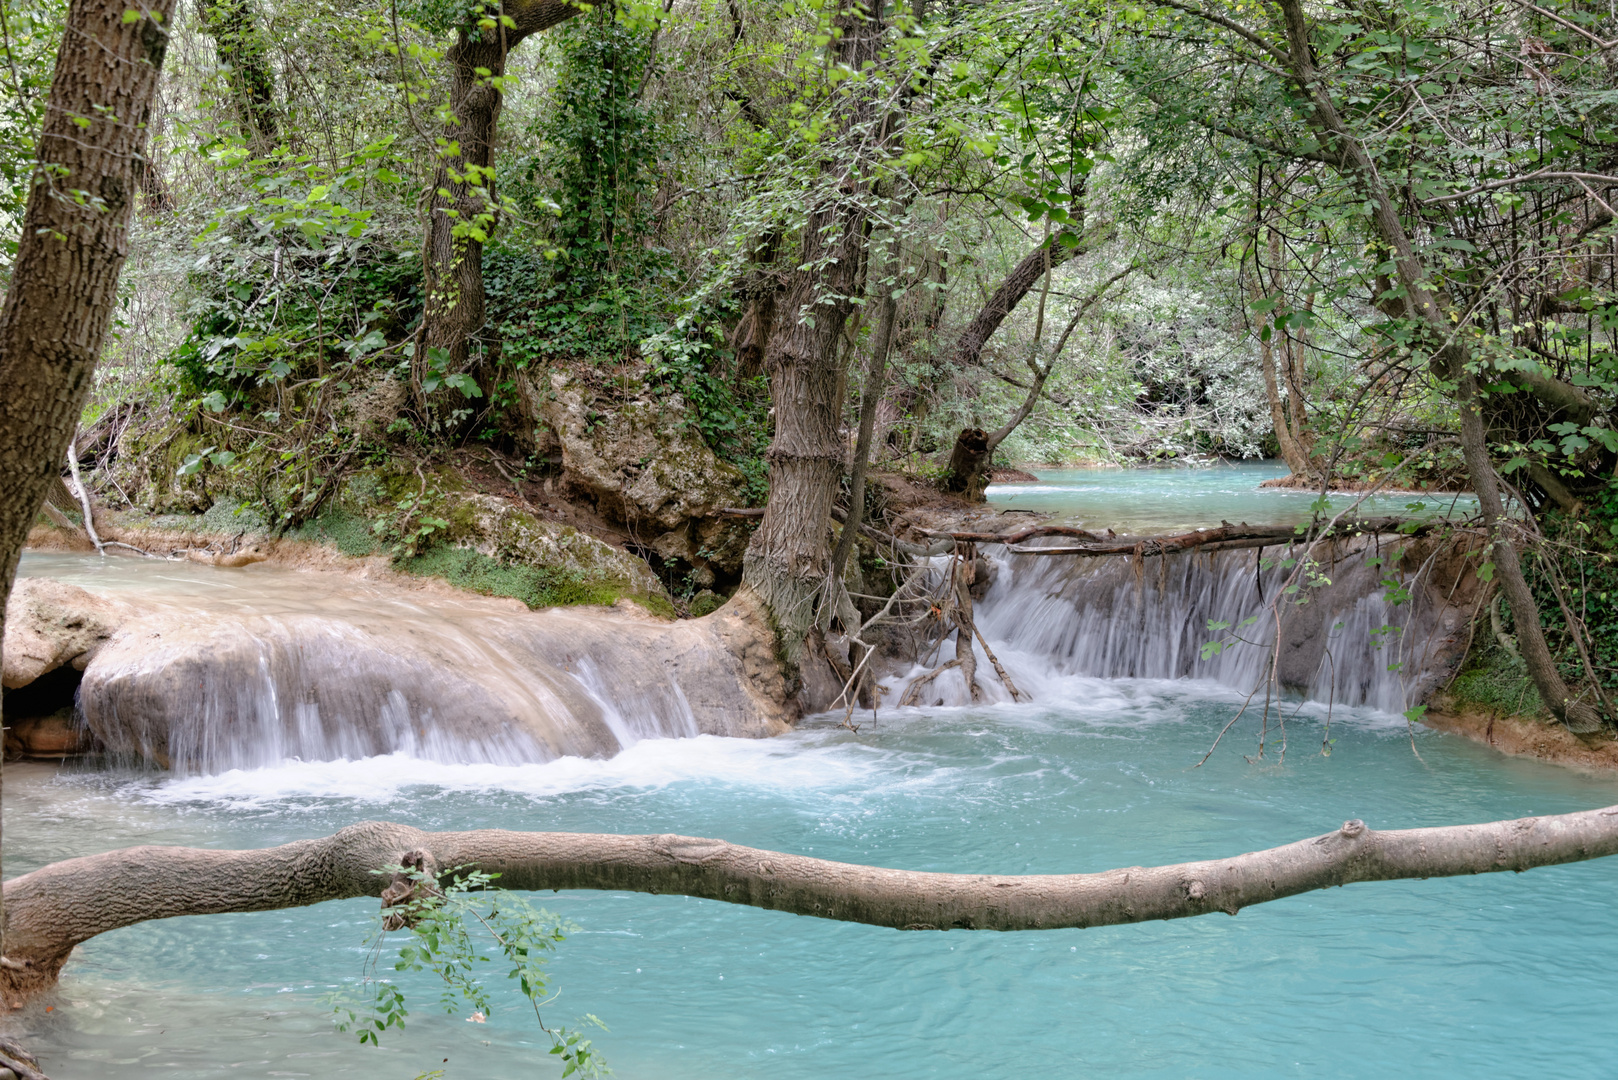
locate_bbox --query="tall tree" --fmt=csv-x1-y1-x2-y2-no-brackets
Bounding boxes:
0,0,178,972
200,0,280,150
739,0,888,665
414,0,586,403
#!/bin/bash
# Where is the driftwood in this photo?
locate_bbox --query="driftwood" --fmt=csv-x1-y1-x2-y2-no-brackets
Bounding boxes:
921,518,1452,558
4,807,1618,1005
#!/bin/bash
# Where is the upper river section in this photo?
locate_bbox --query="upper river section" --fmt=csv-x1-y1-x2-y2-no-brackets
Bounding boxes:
985,460,1475,533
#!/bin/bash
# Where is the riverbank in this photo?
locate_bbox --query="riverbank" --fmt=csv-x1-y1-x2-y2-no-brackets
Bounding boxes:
1422,698,1618,772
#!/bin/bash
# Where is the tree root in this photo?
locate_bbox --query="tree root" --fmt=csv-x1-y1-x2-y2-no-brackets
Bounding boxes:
899,658,961,707
0,1037,46,1080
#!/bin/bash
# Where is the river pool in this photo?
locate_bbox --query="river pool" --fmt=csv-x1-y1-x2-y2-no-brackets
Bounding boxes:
6,693,1618,1079
985,461,1475,533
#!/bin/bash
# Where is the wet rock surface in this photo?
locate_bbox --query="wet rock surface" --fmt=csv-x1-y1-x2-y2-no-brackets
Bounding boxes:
8,558,789,773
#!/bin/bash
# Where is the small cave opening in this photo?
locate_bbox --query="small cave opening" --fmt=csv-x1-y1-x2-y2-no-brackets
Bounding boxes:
3,665,95,760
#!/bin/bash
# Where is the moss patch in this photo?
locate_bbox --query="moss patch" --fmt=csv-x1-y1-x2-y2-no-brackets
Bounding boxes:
1448,643,1546,719
291,509,379,557
400,546,674,617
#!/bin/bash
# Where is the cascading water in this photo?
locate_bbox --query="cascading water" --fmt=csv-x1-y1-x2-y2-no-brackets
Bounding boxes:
13,554,783,774
913,534,1475,715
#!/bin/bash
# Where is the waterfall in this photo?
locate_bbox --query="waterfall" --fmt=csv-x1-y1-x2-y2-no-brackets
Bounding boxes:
932,534,1475,715
71,578,784,774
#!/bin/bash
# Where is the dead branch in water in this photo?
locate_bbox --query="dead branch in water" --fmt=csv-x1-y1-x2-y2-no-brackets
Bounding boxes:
973,623,1023,701
5,809,1618,1002
899,658,962,706
920,518,1455,558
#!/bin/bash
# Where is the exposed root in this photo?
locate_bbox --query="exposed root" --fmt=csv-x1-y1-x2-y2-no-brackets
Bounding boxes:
899,658,962,707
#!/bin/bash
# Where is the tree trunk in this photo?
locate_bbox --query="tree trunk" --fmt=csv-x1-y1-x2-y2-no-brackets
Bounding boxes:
1274,0,1602,732
941,254,1128,501
5,807,1618,999
740,0,885,665
415,1,585,404
200,0,279,150
830,234,900,579
943,426,993,499
730,231,783,380
947,234,1076,371
1259,320,1311,475
0,0,179,966
1255,230,1311,475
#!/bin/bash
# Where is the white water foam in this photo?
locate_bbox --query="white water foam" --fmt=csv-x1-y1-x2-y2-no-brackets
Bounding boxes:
133,732,894,809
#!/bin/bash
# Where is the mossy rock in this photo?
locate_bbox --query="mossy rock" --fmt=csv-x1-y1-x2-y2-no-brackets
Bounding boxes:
399,547,634,611
1449,644,1547,719
406,492,674,616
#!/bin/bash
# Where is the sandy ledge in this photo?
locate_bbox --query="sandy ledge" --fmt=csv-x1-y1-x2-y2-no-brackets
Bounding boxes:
1422,699,1618,772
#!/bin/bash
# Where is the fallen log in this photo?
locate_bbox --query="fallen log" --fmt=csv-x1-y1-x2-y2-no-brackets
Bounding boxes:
4,806,1617,1002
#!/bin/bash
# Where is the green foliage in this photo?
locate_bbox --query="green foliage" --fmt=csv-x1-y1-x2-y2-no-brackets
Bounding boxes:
330,864,607,1077
1451,644,1542,718
400,546,639,611
172,139,423,402
1518,504,1618,704
291,509,381,556
0,0,65,278
490,4,674,369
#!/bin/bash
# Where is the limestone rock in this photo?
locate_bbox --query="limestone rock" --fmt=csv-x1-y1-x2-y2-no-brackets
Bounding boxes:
2,579,132,689
540,373,753,571
79,586,791,773
7,710,94,759
454,492,670,605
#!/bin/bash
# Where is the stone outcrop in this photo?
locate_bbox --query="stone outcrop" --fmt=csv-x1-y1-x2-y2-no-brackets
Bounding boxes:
2,578,131,689
453,492,669,603
1,579,127,759
77,588,790,773
540,372,754,580
5,562,791,773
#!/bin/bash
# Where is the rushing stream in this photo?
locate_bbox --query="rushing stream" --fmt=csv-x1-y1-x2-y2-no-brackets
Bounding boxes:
5,465,1614,1079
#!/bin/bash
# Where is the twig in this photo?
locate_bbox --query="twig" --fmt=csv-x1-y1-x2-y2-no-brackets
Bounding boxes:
65,439,105,555
971,623,1023,701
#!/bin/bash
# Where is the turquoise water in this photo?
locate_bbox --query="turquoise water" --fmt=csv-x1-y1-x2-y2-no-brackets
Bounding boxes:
6,690,1618,1079
986,462,1476,533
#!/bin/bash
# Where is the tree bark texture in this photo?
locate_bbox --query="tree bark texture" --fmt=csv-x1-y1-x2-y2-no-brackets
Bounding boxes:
1273,0,1600,731
830,236,900,580
740,0,885,663
200,0,279,149
4,806,1618,999
0,0,177,958
416,0,584,398
1255,231,1311,476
